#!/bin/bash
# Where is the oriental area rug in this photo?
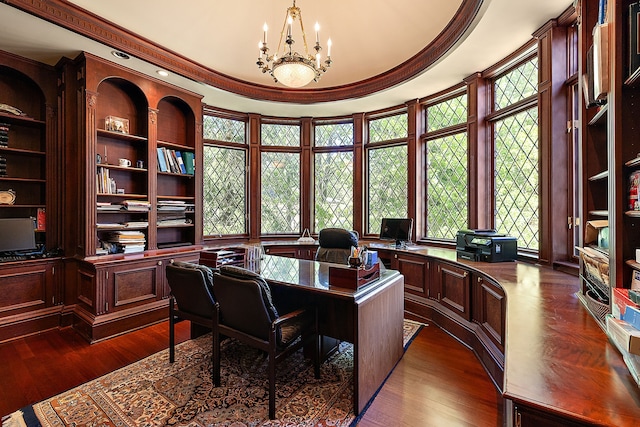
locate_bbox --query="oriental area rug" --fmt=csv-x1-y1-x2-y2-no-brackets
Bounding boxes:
3,320,423,427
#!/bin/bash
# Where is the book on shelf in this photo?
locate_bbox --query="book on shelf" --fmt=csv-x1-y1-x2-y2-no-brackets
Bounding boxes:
123,221,149,228
36,207,45,231
122,200,151,211
175,151,187,174
157,147,168,172
598,0,608,25
183,151,194,174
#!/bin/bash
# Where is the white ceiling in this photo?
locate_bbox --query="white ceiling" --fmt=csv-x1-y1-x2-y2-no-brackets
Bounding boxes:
0,0,572,117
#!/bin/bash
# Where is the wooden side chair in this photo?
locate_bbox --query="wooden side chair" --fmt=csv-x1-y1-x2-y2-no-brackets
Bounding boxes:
165,261,216,366
212,265,320,420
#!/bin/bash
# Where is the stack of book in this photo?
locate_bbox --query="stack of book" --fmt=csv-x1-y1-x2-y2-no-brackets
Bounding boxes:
97,202,124,212
156,147,194,175
103,230,146,254
0,123,7,177
0,122,8,147
157,200,194,227
122,200,151,212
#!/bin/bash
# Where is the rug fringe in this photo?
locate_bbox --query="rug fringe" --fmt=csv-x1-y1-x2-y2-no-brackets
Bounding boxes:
1,411,27,427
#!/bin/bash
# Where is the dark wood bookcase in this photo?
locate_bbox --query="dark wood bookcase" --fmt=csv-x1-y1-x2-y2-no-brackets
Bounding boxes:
579,0,640,385
0,49,62,342
59,52,204,341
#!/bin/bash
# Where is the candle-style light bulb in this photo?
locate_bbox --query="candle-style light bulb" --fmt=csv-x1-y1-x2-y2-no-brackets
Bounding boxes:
315,22,320,43
263,23,268,44
327,38,332,57
287,15,293,37
316,53,321,68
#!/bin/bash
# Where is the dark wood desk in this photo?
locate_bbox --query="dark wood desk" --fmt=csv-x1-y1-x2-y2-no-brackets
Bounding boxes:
253,255,405,415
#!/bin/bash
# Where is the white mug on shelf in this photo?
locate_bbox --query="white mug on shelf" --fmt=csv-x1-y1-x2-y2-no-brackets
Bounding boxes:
118,158,131,167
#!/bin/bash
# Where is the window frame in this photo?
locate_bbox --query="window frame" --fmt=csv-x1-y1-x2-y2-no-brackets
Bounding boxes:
363,108,409,237
485,50,540,255
201,108,250,240
420,89,469,243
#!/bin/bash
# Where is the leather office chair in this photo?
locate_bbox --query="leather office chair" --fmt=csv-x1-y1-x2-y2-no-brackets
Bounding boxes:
165,261,217,367
315,228,358,264
212,265,320,420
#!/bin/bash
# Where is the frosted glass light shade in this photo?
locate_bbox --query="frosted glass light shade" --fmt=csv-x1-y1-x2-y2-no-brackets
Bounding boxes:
272,61,316,88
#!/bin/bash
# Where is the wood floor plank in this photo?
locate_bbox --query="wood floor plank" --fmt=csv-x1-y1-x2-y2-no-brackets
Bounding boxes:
356,324,503,427
0,321,502,427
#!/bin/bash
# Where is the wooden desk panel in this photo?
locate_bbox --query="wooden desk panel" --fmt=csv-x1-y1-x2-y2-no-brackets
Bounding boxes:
256,255,405,414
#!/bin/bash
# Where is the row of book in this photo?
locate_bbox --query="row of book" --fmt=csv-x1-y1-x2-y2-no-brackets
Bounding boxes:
157,147,194,175
158,200,193,227
97,166,117,194
0,122,8,147
97,200,188,213
0,123,7,177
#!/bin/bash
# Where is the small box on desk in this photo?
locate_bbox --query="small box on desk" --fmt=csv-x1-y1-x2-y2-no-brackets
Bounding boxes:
328,263,380,290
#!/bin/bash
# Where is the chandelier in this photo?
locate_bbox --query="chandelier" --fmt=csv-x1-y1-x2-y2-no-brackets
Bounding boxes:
257,0,332,88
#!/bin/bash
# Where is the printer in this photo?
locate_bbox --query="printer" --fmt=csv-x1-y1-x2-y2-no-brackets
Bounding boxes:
456,229,517,262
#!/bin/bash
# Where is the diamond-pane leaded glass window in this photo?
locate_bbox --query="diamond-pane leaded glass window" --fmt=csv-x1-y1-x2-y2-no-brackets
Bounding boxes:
202,146,247,235
494,57,539,111
262,123,300,147
315,122,354,147
315,152,353,231
368,145,408,234
427,94,467,132
369,114,407,143
495,107,539,250
261,152,300,233
426,133,468,240
203,115,245,143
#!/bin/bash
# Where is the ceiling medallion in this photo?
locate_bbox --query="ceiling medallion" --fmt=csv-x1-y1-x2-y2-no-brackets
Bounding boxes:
257,0,332,88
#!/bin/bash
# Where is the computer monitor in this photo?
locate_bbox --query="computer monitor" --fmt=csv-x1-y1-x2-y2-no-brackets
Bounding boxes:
379,218,414,248
0,218,37,253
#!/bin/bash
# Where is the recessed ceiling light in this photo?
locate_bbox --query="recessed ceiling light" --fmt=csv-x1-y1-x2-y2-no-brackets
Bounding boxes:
111,50,130,60
156,70,169,77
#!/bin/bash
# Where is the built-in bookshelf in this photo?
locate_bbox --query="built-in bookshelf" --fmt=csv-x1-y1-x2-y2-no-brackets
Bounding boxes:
579,0,611,328
70,52,202,257
0,57,57,250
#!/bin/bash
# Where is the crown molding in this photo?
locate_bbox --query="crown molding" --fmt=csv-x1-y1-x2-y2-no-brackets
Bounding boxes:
4,0,484,104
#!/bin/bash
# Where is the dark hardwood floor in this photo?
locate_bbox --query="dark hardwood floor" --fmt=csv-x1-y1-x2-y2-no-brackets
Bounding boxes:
0,322,502,426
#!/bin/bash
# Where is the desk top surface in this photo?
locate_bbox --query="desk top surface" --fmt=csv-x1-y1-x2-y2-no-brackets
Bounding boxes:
252,254,402,299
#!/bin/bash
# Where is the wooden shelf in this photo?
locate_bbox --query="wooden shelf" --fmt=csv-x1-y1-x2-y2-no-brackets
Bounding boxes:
0,177,46,183
626,259,640,271
626,65,640,87
0,112,45,127
157,140,194,151
626,211,640,218
97,193,148,199
0,146,46,156
97,164,147,173
157,171,194,177
588,103,608,126
589,170,608,181
0,204,45,208
626,157,640,168
157,195,195,201
97,128,147,143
